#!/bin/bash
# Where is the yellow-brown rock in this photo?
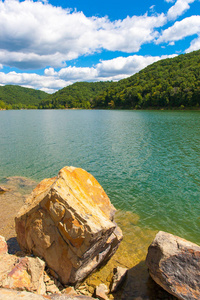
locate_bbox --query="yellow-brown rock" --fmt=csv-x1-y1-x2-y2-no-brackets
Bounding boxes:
15,166,122,285
0,235,46,295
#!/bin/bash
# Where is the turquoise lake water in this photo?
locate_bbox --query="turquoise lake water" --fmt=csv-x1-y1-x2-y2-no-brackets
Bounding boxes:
0,109,200,245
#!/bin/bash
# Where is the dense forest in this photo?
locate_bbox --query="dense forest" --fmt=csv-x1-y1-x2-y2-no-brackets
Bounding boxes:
0,85,47,109
92,50,200,109
39,81,112,109
1,50,200,110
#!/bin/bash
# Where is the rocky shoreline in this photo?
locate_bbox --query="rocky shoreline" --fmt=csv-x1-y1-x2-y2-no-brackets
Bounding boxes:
0,168,200,300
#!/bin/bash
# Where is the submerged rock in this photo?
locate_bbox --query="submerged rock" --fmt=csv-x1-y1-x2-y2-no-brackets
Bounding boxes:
0,186,9,193
146,231,200,300
15,166,122,285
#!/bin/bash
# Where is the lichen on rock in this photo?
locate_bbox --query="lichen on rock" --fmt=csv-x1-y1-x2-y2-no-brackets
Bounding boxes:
15,166,123,285
146,231,200,300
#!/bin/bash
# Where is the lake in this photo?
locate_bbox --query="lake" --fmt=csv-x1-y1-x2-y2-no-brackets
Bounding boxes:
0,109,200,297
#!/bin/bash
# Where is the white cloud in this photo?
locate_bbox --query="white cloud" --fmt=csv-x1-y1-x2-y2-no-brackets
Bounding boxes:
0,71,68,93
167,0,195,20
95,54,177,80
186,35,200,52
58,67,98,81
156,15,200,44
0,0,166,69
96,14,166,53
44,67,58,76
0,54,177,93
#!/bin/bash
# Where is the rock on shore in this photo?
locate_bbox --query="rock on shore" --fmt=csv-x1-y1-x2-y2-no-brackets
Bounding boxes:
146,231,200,300
15,166,123,285
0,288,96,299
0,235,45,294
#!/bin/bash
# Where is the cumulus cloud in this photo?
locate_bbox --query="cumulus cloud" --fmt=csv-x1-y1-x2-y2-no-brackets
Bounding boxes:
95,54,177,79
0,54,177,93
165,0,175,3
186,35,200,52
0,71,68,93
167,0,195,20
0,0,166,69
156,15,200,44
46,54,178,84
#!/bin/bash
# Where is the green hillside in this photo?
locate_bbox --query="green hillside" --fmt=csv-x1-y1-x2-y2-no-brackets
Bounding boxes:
92,50,200,109
0,85,48,109
39,81,112,109
1,50,200,110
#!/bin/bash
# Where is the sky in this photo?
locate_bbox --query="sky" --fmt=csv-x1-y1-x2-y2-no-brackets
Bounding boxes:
0,0,200,93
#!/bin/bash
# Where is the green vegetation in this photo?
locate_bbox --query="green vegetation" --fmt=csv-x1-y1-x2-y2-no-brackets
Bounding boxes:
1,50,200,110
0,85,47,109
92,50,200,109
39,81,112,109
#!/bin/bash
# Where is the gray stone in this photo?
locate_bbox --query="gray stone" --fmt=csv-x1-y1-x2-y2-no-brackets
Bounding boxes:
146,231,200,300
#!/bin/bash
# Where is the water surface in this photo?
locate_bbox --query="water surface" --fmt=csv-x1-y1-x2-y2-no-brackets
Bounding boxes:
1,109,199,299
0,109,199,243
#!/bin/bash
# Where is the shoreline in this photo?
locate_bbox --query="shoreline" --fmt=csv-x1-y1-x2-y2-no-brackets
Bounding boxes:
0,176,178,299
1,106,200,111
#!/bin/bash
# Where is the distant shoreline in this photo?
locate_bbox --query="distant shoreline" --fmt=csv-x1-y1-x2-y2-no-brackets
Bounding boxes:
1,106,200,111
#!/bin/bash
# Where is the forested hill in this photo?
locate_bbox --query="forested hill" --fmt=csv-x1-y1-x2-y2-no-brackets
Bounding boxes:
39,81,112,109
40,50,200,109
1,50,200,110
0,85,48,109
92,50,200,109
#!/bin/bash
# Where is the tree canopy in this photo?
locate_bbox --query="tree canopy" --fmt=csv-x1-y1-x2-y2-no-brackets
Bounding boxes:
92,50,200,109
0,85,47,109
39,81,112,109
1,50,200,110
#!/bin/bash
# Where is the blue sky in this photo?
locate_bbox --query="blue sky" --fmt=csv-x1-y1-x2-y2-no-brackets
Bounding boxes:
0,0,200,93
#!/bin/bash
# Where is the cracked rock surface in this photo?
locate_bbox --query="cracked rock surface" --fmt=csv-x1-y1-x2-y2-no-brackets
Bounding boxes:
15,166,122,285
146,231,200,300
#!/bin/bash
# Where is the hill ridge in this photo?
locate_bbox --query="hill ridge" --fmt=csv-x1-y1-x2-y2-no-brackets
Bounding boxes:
1,50,200,109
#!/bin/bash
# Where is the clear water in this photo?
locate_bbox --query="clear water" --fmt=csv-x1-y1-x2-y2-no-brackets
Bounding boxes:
0,109,200,245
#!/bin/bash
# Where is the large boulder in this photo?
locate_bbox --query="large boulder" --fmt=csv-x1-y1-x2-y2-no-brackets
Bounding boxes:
146,231,200,300
15,166,122,285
